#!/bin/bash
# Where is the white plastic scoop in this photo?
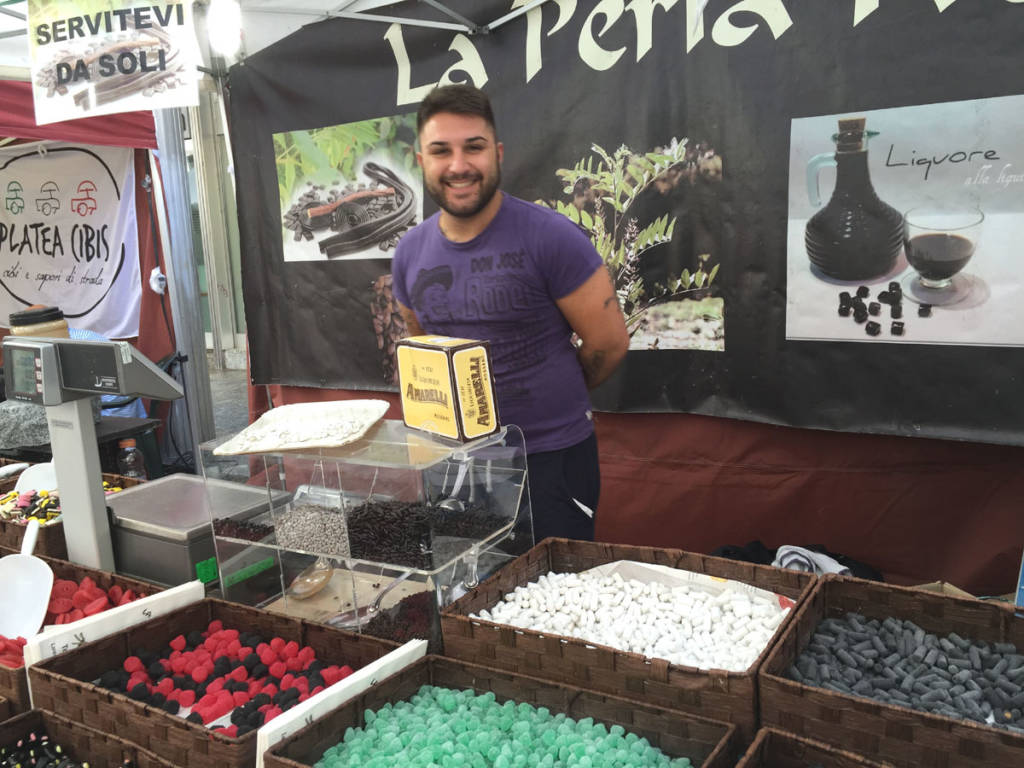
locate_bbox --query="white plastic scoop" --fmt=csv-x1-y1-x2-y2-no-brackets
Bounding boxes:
14,462,57,494
0,519,54,639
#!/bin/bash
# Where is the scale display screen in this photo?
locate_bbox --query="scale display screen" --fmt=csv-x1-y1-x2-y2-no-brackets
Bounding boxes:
9,347,39,397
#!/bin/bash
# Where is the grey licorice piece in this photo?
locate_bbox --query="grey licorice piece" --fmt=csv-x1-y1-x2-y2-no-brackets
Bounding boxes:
1006,665,1024,681
836,648,856,667
992,657,1010,676
996,678,1022,695
969,646,983,670
965,678,982,693
953,669,972,684
939,638,957,653
995,642,1018,655
853,679,873,695
883,652,901,667
950,684,967,697
825,681,853,695
820,664,832,681
901,675,917,693
924,648,940,666
949,632,971,650
788,664,805,682
920,688,950,704
872,677,896,691
912,645,929,662
961,689,983,701
889,689,910,703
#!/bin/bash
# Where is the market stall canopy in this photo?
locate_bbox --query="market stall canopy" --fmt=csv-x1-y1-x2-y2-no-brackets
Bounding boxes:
0,79,156,147
0,0,546,80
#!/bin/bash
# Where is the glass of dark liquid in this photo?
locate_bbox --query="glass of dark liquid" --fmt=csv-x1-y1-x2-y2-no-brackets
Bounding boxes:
901,206,984,306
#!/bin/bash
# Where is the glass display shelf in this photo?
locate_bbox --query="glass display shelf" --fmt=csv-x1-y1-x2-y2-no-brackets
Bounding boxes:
199,419,533,652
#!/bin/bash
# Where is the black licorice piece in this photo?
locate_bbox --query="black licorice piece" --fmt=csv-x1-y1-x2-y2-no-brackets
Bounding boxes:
865,321,881,336
892,303,904,319
877,290,892,304
868,302,881,316
854,310,869,324
856,285,870,298
839,291,852,306
839,304,851,317
918,303,932,317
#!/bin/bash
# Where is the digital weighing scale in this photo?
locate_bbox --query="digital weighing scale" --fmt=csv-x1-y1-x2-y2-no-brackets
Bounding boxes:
2,336,183,570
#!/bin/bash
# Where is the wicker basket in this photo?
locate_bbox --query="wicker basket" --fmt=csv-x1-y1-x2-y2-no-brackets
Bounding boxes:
0,472,145,559
759,574,1024,767
0,694,8,723
737,727,894,767
440,537,814,744
28,598,400,768
0,709,175,768
265,654,738,768
0,549,161,716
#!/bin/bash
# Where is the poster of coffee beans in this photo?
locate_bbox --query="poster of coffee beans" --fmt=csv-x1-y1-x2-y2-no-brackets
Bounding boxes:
228,0,1024,445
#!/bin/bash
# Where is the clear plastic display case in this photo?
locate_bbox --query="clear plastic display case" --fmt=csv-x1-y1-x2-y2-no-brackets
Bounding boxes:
199,419,533,651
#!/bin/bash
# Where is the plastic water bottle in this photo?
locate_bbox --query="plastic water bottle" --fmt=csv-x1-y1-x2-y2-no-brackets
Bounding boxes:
116,438,147,480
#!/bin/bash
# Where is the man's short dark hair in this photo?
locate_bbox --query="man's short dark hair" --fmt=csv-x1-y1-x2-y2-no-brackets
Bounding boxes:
417,84,496,137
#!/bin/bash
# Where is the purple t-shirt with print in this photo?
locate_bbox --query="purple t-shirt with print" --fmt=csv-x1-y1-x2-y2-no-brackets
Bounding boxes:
392,194,603,454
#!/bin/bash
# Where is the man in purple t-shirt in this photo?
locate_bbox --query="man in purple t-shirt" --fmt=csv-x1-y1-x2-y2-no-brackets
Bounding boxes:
392,85,629,542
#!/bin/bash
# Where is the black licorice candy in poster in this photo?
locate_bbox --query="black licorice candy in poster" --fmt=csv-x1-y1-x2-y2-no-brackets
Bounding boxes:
229,0,1024,446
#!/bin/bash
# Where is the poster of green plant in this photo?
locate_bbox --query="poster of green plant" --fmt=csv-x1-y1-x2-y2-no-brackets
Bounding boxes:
275,113,422,262
538,138,725,351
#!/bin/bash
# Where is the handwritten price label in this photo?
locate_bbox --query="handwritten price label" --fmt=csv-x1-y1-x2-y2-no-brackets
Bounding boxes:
24,581,204,667
254,639,427,768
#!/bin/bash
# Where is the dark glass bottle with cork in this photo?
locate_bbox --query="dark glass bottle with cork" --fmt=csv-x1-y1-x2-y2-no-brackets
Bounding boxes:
805,117,903,280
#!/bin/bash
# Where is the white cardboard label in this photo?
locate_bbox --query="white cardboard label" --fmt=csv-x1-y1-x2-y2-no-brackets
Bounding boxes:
24,580,205,667
254,639,427,768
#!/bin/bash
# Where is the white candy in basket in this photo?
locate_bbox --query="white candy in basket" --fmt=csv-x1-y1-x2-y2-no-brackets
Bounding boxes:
471,561,792,672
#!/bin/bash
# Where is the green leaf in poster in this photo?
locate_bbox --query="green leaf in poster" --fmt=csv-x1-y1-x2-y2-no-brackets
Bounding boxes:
291,131,333,181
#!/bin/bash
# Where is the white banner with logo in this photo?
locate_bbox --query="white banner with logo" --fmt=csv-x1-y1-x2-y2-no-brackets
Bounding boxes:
27,0,201,125
0,142,141,338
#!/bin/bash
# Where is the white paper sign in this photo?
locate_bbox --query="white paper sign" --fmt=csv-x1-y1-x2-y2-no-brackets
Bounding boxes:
26,0,201,125
23,580,204,667
254,639,427,768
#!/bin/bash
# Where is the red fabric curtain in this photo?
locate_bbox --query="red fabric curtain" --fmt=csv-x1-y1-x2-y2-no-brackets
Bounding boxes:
0,80,156,149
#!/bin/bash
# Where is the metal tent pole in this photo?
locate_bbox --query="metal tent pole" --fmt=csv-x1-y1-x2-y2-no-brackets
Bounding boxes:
153,109,216,464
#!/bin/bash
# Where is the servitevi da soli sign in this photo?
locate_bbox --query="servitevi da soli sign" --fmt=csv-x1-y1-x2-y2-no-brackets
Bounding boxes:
27,0,201,125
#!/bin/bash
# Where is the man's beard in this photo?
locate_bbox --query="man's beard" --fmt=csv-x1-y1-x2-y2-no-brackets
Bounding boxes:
426,164,501,219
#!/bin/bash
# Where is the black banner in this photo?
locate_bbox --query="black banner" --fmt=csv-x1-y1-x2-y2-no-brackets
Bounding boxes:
229,0,1024,445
